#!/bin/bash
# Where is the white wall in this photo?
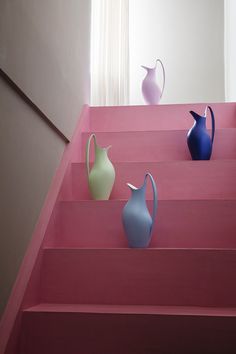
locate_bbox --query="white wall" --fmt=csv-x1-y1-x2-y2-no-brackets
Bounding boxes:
0,0,91,139
129,0,225,105
225,0,236,101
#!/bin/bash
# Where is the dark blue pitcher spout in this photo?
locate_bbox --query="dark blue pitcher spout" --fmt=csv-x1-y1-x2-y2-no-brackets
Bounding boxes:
189,110,202,122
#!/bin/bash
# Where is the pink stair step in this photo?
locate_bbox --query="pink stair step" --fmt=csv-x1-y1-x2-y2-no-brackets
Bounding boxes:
23,303,236,316
74,128,236,163
88,102,236,132
47,200,236,249
40,248,236,307
20,303,236,354
59,160,236,200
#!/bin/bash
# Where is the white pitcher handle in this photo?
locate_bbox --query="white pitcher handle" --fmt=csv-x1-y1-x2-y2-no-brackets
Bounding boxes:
156,59,165,98
86,133,97,177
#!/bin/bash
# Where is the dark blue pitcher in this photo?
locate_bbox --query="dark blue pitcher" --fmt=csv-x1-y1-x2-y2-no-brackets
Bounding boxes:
187,106,215,160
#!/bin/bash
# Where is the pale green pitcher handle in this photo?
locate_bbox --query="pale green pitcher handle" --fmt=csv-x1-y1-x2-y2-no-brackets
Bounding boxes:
145,173,158,234
86,133,97,177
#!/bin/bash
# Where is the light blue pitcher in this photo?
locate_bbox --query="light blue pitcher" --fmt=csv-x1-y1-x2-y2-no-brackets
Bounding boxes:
122,173,158,248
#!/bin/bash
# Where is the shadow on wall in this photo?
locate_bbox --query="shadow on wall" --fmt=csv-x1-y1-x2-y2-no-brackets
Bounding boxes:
0,75,66,319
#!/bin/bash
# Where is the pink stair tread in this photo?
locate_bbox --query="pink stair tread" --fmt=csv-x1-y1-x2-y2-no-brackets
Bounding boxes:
47,200,236,249
40,248,236,307
24,303,236,317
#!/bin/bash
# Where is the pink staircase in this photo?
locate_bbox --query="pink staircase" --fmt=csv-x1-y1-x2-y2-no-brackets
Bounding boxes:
1,103,236,353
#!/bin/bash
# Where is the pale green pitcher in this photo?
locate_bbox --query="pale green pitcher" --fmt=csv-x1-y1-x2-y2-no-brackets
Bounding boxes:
86,133,115,200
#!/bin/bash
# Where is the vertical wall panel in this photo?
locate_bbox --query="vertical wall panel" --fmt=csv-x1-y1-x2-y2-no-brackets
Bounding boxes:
0,0,91,139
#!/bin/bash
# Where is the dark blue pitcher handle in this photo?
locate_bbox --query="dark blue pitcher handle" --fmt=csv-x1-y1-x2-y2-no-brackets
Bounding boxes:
145,173,158,234
207,106,215,144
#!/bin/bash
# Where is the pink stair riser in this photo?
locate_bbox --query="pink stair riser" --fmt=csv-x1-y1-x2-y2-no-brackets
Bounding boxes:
89,102,236,132
40,248,236,307
20,304,236,354
59,160,236,201
47,200,236,249
78,129,236,163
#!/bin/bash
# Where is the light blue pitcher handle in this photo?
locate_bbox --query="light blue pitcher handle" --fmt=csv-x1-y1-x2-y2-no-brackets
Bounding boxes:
86,133,97,177
206,106,215,144
145,173,158,234
156,59,165,98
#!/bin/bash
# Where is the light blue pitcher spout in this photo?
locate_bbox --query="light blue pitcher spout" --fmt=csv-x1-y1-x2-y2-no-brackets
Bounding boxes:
122,173,158,248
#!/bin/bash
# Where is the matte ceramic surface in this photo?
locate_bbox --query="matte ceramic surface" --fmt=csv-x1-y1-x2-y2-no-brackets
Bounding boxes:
141,59,165,105
86,133,115,200
122,173,157,248
187,106,215,160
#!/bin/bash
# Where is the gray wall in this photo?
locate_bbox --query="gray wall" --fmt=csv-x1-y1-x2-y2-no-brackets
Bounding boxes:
0,0,91,139
0,0,91,318
0,77,65,317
